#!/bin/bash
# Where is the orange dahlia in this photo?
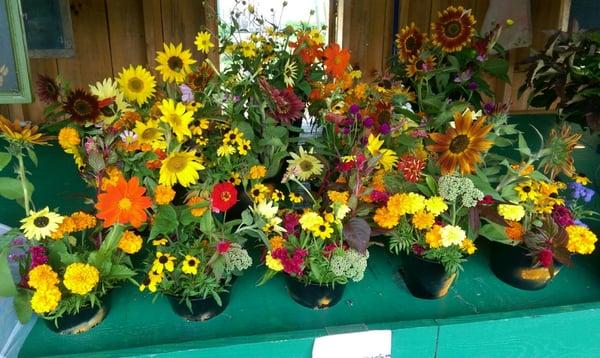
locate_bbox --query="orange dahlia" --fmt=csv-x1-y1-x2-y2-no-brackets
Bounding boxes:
431,6,476,53
395,23,426,62
427,110,493,175
96,176,152,228
323,43,350,79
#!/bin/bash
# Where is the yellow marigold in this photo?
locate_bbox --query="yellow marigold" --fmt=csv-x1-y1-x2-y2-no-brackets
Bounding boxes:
187,196,208,217
50,216,76,240
265,251,283,271
28,264,59,290
387,193,408,216
58,127,80,149
461,239,477,254
505,221,524,241
63,263,100,295
566,225,597,255
70,211,96,231
498,204,525,222
299,212,324,231
373,206,400,229
154,184,175,205
404,192,426,214
412,211,435,230
248,165,267,179
327,190,349,205
425,224,443,249
371,169,386,192
118,230,143,254
440,225,466,247
269,236,285,249
425,196,448,215
30,286,62,314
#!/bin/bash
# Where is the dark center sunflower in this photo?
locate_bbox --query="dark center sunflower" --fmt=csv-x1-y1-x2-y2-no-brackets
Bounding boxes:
229,133,237,141
142,128,159,141
449,134,470,154
444,20,463,38
252,189,260,197
128,78,144,92
169,114,182,126
33,216,49,228
166,156,187,172
415,60,425,70
159,256,168,264
405,35,417,51
73,99,93,117
299,160,313,172
142,277,151,285
188,259,196,266
167,56,184,71
549,193,558,198
325,207,333,214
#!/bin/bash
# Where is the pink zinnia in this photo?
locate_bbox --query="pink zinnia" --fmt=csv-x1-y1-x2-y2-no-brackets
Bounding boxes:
259,78,305,125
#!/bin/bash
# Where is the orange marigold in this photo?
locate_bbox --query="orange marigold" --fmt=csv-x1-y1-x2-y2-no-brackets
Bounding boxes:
118,230,143,254
154,184,176,205
505,221,524,241
187,196,208,217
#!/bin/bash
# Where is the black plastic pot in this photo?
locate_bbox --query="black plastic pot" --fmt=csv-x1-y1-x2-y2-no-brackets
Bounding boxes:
284,275,346,309
401,254,456,299
45,300,110,335
167,291,230,321
489,241,562,290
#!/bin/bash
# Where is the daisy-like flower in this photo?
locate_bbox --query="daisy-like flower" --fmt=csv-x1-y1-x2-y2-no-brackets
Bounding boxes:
181,255,200,275
0,116,53,145
211,182,238,213
395,23,426,62
117,65,156,105
515,181,539,202
152,252,176,273
406,55,436,78
312,222,334,240
253,200,279,219
237,139,251,155
20,207,64,241
217,144,236,157
95,176,152,228
158,99,194,142
240,41,257,58
289,192,304,203
287,147,324,181
249,184,270,203
120,130,137,145
133,119,164,148
89,77,132,124
155,43,196,83
323,43,350,78
431,6,476,53
283,58,298,87
272,189,285,202
159,150,205,187
194,31,214,54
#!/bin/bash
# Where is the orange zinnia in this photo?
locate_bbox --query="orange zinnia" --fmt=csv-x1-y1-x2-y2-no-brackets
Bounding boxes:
427,110,493,175
323,43,350,79
95,176,152,228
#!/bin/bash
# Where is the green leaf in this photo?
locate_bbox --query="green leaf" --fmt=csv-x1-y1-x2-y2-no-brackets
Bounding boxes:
0,248,17,296
26,147,38,167
0,152,11,171
199,211,215,234
479,220,516,245
482,57,510,83
149,205,178,241
13,288,33,323
297,81,312,96
241,210,253,226
0,177,32,200
108,264,136,280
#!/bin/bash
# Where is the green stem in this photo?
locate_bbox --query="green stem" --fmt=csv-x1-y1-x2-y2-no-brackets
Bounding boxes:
16,151,30,215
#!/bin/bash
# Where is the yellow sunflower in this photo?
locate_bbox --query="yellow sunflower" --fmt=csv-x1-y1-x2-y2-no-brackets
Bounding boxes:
431,6,476,53
427,109,493,175
287,147,324,181
155,43,196,83
89,78,132,124
20,207,64,241
158,99,194,142
117,65,156,105
0,116,53,145
395,22,426,62
133,119,165,148
159,150,205,187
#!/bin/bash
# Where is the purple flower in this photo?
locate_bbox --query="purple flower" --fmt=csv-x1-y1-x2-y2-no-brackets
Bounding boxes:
11,237,25,246
574,219,588,228
348,104,360,115
179,84,194,103
569,182,595,203
344,117,355,126
483,102,495,114
468,81,478,91
363,117,374,127
342,127,351,135
454,67,473,83
379,123,391,135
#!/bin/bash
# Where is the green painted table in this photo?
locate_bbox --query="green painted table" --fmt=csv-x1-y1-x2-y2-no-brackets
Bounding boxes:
5,116,600,357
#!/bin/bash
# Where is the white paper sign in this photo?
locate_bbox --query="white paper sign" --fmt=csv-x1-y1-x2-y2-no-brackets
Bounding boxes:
312,330,392,358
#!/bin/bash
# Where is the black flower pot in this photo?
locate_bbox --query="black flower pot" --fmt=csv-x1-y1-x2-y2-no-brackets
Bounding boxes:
401,254,456,299
284,275,346,309
167,291,230,321
489,241,562,290
45,300,109,335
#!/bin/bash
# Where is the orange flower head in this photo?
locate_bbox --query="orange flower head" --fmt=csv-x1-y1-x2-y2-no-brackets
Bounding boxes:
427,110,493,175
505,221,524,241
323,43,351,79
431,6,476,53
95,176,152,228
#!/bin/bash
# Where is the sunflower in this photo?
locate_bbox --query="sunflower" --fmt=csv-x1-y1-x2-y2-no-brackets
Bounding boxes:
20,207,64,241
186,63,214,91
182,255,200,275
287,147,324,180
133,119,164,148
539,124,581,179
155,43,196,83
431,6,476,53
0,116,53,145
159,150,205,187
427,109,493,174
312,222,333,240
158,99,194,142
117,65,156,105
95,176,152,228
63,89,101,124
395,23,426,62
35,75,60,104
89,78,132,124
406,55,436,78
194,31,215,54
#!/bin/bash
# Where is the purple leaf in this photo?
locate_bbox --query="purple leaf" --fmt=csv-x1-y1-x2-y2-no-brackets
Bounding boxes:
343,217,371,253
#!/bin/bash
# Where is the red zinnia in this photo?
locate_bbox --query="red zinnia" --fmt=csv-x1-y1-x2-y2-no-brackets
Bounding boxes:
259,78,305,125
323,43,350,79
211,182,238,213
397,155,426,183
95,176,152,228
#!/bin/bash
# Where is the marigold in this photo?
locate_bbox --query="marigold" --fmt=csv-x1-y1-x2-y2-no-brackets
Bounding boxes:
425,225,443,248
505,221,524,241
28,264,59,290
187,196,208,216
265,251,284,271
248,165,267,180
58,127,80,149
50,216,76,240
95,176,152,228
63,263,100,295
154,184,176,205
269,236,286,249
424,196,448,215
30,286,61,314
412,211,435,230
327,190,349,205
70,211,97,231
374,206,400,229
440,225,466,247
461,239,477,254
498,204,525,222
566,225,597,255
118,230,143,254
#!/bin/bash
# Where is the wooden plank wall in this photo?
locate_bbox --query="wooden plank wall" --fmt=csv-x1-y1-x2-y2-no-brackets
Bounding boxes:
1,0,217,123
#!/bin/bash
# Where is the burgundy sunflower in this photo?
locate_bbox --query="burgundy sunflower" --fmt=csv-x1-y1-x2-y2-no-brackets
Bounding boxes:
63,89,101,124
259,78,305,125
186,62,214,92
395,23,426,62
431,6,476,53
36,75,60,104
406,55,436,78
427,110,492,175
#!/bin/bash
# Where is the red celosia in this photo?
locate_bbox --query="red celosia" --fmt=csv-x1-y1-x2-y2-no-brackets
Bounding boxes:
217,240,232,254
538,248,554,268
370,190,390,204
397,155,426,183
211,182,238,213
272,247,307,276
551,204,574,227
479,195,495,206
28,246,48,268
283,212,300,237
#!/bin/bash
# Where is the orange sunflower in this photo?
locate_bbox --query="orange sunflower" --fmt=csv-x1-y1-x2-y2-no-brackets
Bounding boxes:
323,43,350,79
395,23,426,62
406,55,436,78
431,6,476,53
540,124,581,179
427,110,493,175
96,176,152,228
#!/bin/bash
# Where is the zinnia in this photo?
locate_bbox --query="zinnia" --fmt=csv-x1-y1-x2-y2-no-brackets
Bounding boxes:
95,176,152,228
211,182,238,213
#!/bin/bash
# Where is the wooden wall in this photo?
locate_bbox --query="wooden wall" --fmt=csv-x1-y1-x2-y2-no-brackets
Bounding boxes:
0,0,217,123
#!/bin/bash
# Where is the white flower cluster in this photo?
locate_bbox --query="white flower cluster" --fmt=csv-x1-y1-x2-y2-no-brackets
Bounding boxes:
330,249,369,282
224,246,253,272
438,175,483,208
